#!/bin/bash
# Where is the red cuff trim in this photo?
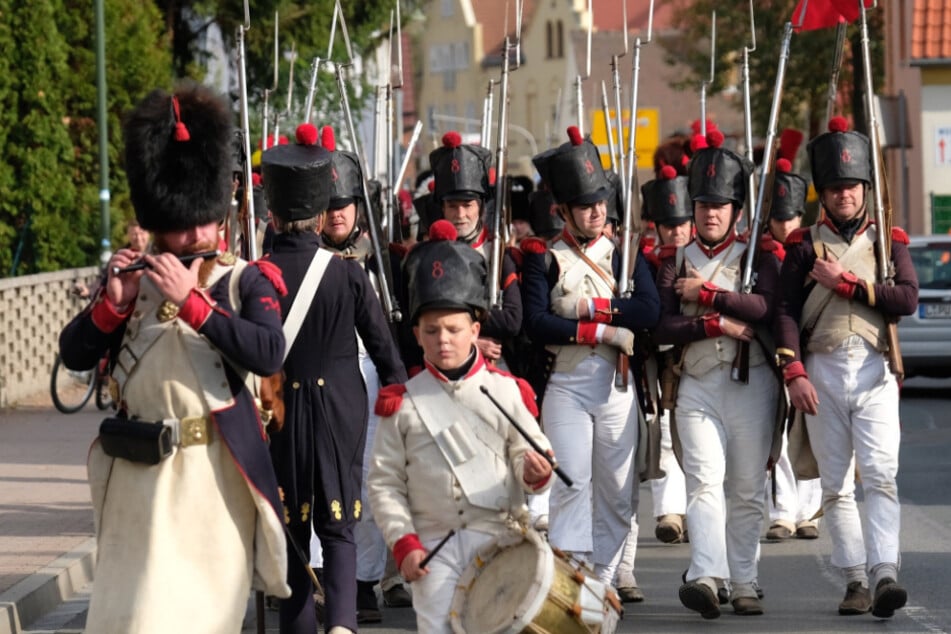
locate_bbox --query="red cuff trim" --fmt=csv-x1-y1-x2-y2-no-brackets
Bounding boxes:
834,271,859,299
393,533,425,570
782,360,808,384
702,313,723,337
577,321,599,345
375,384,407,417
591,298,613,324
90,294,133,333
698,282,721,307
502,271,519,291
527,471,552,491
178,289,214,331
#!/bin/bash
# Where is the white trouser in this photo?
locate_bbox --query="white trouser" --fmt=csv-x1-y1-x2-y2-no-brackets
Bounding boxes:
543,354,637,584
769,432,822,525
650,410,687,517
527,488,551,522
804,336,901,573
355,346,388,582
677,363,776,587
411,529,495,634
616,513,640,583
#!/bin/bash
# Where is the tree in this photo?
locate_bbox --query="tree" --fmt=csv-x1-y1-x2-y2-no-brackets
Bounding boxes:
661,0,884,142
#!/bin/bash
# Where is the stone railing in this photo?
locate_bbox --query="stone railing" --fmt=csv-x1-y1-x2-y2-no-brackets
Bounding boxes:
0,267,100,407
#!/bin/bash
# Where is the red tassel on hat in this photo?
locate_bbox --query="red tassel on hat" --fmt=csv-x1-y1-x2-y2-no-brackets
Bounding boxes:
428,219,458,242
320,125,336,151
172,96,190,142
566,126,583,146
660,164,678,180
828,116,849,133
706,129,725,148
251,173,262,186
442,131,462,148
690,133,708,153
296,123,318,146
776,158,792,173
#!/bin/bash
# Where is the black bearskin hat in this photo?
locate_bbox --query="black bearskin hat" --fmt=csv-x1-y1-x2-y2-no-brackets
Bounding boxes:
770,159,808,221
261,123,333,221
687,130,753,207
642,165,691,227
429,131,493,202
403,220,488,324
807,116,872,191
123,82,234,233
528,189,564,239
321,126,365,210
534,127,612,206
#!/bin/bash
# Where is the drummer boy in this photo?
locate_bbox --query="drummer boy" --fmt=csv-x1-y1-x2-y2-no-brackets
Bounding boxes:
368,220,555,632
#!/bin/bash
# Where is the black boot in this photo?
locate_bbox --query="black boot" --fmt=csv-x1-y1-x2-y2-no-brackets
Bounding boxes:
357,580,382,624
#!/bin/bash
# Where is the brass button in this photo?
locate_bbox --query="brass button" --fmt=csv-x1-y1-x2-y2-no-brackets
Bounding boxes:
292,381,301,389
317,378,325,387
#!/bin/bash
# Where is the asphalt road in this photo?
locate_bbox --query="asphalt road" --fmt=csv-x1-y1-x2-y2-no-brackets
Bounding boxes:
13,377,951,633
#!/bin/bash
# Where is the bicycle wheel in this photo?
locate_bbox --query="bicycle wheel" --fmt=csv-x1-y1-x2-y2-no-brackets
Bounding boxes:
95,375,114,411
50,354,96,414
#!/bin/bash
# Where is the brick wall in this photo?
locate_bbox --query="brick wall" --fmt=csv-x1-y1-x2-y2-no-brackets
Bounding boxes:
0,267,100,407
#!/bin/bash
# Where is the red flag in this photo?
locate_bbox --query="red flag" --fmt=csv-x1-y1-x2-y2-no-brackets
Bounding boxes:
792,0,872,32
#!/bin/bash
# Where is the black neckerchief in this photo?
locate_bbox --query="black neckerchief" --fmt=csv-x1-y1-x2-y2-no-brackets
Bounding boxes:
440,348,478,381
830,211,867,244
321,226,362,252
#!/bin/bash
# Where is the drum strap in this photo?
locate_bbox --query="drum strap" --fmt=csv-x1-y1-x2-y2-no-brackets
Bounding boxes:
406,372,512,512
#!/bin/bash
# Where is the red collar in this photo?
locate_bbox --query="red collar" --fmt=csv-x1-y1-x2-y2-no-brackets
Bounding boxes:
423,348,485,382
467,226,489,249
693,231,737,258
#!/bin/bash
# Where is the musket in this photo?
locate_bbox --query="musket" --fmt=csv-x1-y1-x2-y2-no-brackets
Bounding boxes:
481,80,495,150
324,3,402,323
732,21,795,384
574,0,593,135
858,0,903,379
699,12,716,136
272,40,296,143
394,120,424,197
600,81,618,172
235,0,257,261
303,56,321,124
487,0,524,309
609,0,630,189
261,14,279,155
825,20,848,123
740,0,757,235
616,0,654,391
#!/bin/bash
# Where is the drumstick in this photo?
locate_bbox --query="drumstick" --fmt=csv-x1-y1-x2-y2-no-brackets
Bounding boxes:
479,386,573,488
419,529,456,569
111,250,220,275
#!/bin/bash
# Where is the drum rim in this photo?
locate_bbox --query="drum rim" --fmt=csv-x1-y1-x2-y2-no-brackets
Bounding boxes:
449,529,555,634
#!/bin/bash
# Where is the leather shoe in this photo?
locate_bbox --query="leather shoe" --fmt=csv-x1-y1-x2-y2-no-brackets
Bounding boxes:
795,521,819,539
838,581,871,615
655,514,684,544
383,583,413,608
357,580,382,624
871,578,907,618
732,595,764,616
679,580,720,619
617,585,645,603
766,521,794,540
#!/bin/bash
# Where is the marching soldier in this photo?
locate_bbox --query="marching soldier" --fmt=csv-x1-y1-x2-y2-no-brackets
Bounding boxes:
261,123,407,634
368,220,554,633
759,158,823,542
654,131,781,618
59,82,291,632
425,131,522,370
317,125,413,621
521,126,660,586
774,117,918,618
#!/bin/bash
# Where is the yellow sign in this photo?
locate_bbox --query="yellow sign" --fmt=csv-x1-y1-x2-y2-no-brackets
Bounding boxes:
590,108,660,170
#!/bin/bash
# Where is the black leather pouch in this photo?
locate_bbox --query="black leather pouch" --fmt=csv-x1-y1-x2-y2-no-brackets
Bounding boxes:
99,417,173,465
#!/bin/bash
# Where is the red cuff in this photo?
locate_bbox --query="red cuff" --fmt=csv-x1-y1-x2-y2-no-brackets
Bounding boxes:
834,271,859,299
697,282,721,307
702,313,723,337
393,533,425,570
178,289,214,331
576,321,599,345
526,471,552,491
90,294,134,333
590,298,613,324
782,360,808,385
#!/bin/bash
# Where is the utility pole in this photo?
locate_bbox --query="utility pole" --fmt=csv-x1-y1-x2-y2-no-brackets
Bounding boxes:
95,0,111,264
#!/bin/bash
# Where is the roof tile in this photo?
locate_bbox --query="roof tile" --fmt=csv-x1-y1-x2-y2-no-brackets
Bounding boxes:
912,0,951,61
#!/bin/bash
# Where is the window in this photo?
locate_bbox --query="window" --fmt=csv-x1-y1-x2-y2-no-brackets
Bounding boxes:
443,70,456,91
546,21,553,59
556,20,564,58
441,0,454,17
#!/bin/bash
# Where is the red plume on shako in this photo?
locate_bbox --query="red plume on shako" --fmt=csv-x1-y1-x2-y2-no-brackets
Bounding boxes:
428,219,458,242
442,131,462,148
321,125,336,152
296,123,318,146
660,164,678,180
566,125,584,146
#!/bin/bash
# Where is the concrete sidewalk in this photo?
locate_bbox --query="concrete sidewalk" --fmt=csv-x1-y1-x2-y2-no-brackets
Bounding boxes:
0,393,99,634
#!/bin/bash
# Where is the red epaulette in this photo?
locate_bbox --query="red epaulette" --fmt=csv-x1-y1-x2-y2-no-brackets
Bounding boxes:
521,237,547,255
388,242,409,259
786,227,810,245
375,383,407,417
658,244,679,260
891,227,910,245
759,234,779,252
485,366,540,418
250,259,288,297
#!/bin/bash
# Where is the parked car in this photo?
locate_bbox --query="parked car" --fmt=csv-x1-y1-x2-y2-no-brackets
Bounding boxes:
898,234,951,378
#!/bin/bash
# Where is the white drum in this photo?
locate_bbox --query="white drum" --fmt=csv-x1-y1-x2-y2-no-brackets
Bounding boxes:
450,529,621,634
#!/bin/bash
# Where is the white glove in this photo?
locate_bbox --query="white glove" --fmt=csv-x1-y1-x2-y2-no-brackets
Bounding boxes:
603,325,635,356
